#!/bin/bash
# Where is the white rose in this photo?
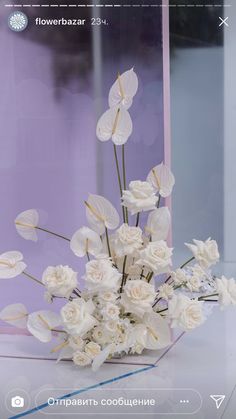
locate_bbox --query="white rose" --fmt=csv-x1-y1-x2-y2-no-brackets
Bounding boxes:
186,276,201,292
98,291,117,303
101,303,120,320
121,280,156,317
216,276,236,308
168,294,204,331
83,259,121,292
185,238,219,269
42,265,77,299
61,298,97,336
68,335,85,351
73,350,91,367
84,342,101,358
92,325,110,345
137,240,172,274
171,268,188,286
158,284,174,301
113,223,143,257
122,180,158,215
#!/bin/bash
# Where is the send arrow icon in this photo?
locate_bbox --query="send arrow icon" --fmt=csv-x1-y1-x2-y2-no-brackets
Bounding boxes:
210,395,226,409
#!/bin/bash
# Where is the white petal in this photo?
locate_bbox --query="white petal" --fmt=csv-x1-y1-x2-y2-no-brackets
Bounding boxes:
27,310,61,343
0,251,26,279
70,227,103,257
146,207,171,241
147,163,175,197
143,312,171,350
92,344,113,372
56,345,73,363
96,106,133,146
86,194,120,233
0,303,28,328
15,209,39,242
108,68,138,110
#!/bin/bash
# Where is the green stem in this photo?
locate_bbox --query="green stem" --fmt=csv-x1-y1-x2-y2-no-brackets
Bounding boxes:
113,144,125,223
157,195,161,208
122,144,129,224
120,255,127,293
165,256,195,284
135,212,140,227
86,252,90,262
36,226,70,242
105,227,111,258
198,293,218,301
23,271,44,286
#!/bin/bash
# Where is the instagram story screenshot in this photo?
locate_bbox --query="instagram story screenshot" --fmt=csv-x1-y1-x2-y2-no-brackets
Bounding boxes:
0,0,235,418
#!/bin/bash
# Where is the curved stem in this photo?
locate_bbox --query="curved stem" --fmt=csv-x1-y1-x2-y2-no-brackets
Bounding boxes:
113,144,126,223
36,226,70,242
23,271,44,286
105,227,111,258
122,144,129,224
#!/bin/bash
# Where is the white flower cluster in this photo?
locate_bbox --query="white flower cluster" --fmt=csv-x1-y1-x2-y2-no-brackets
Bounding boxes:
0,69,234,371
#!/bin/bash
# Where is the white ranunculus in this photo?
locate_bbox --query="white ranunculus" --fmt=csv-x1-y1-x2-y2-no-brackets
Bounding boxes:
121,280,156,317
0,303,28,328
158,284,174,301
113,223,143,257
122,180,158,215
61,299,97,336
42,265,77,299
15,209,39,242
147,163,175,198
0,251,27,279
83,259,121,292
186,276,201,292
137,240,173,275
92,325,110,345
101,303,120,320
68,335,85,351
168,294,205,331
73,350,92,367
185,238,219,269
70,227,103,257
216,276,236,308
27,310,61,342
108,68,138,110
146,207,170,241
84,341,101,358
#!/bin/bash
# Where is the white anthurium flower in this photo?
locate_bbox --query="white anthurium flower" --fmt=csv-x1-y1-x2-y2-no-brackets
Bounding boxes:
113,223,143,257
142,312,171,350
42,265,78,299
85,194,120,235
70,227,103,257
0,303,28,328
27,310,61,343
56,344,74,363
61,298,97,336
216,276,236,308
92,344,113,372
147,163,175,198
96,105,133,146
83,259,121,292
108,68,138,110
185,238,219,269
15,209,39,242
0,251,26,279
168,294,205,331
122,180,158,215
137,240,173,275
146,207,171,241
121,280,156,317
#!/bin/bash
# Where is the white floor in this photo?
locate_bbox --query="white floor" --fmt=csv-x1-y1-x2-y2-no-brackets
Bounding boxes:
0,305,236,419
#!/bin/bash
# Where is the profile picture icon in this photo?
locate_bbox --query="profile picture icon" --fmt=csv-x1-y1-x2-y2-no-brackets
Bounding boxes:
11,396,25,408
8,11,28,32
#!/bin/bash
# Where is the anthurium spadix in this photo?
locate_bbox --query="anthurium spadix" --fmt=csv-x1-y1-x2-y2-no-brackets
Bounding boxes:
27,310,61,343
0,251,26,279
70,227,103,257
146,207,171,241
15,209,39,242
96,106,133,146
85,194,120,235
108,68,138,110
0,303,28,328
147,163,175,198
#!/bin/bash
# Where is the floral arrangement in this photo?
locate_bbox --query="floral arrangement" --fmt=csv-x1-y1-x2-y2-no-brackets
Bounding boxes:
0,69,235,371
